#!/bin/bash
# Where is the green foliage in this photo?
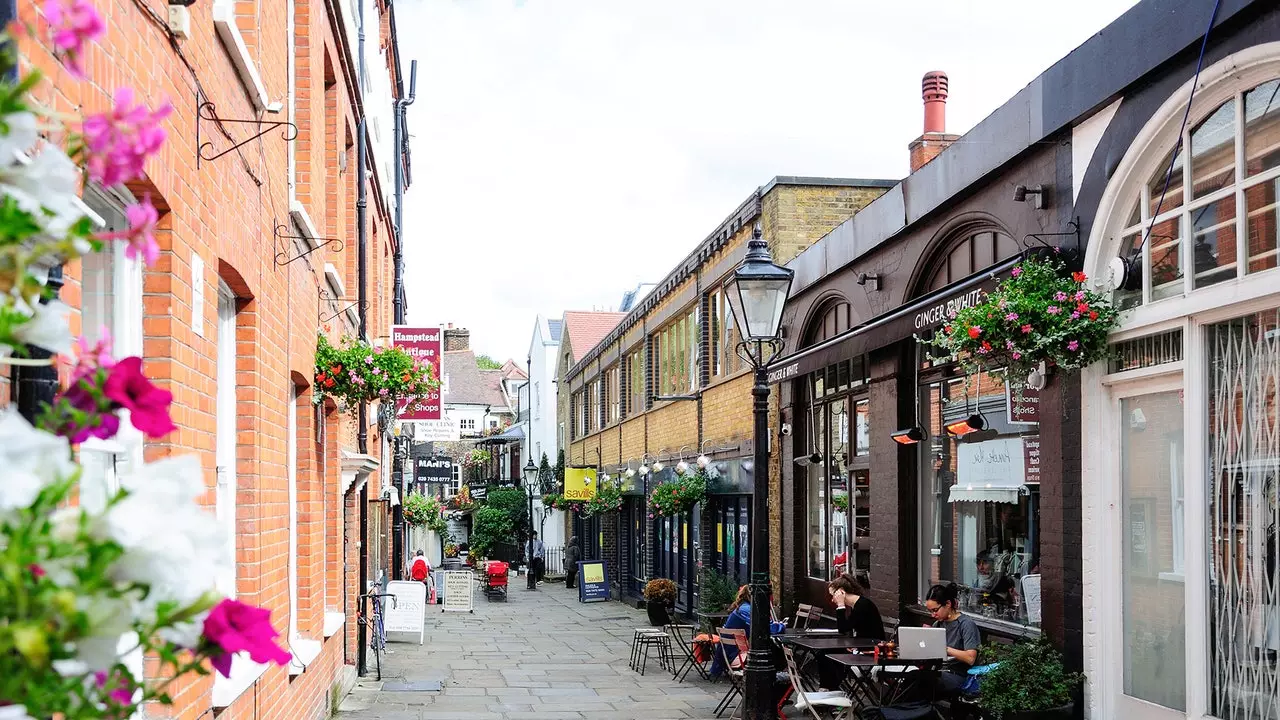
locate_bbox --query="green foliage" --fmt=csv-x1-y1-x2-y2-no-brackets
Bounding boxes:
697,568,739,617
978,639,1082,718
402,493,449,539
485,487,529,534
314,334,438,410
643,578,678,605
579,478,622,517
475,354,502,370
648,470,707,518
831,492,850,513
538,453,557,494
469,506,514,557
555,449,565,485
926,254,1121,379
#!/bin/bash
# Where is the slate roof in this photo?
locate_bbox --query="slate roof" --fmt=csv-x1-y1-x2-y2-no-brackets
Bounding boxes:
442,350,510,409
547,319,563,343
562,311,626,364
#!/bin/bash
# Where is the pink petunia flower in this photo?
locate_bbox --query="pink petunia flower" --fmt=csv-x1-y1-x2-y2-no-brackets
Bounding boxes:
72,326,115,380
201,599,292,678
1067,340,1080,351
94,669,133,706
44,0,105,79
1047,306,1061,315
103,356,176,438
1054,291,1068,302
1021,324,1033,334
1011,267,1022,277
82,88,172,186
96,196,160,266
1005,312,1018,322
1011,352,1022,360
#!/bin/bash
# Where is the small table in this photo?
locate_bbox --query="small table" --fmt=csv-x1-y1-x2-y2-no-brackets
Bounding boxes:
825,654,944,709
777,635,881,681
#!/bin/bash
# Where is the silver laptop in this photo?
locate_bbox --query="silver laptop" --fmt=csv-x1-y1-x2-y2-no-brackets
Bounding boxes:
897,627,948,660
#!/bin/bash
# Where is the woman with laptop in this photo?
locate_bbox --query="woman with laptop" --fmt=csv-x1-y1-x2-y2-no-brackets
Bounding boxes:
923,582,982,699
828,573,884,640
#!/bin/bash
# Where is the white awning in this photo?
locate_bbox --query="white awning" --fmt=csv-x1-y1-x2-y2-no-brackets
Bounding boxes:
948,484,1024,504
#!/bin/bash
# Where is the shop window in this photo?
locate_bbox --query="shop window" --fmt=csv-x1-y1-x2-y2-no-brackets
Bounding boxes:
708,287,744,380
655,306,699,395
215,282,238,600
918,363,1041,628
1116,76,1280,303
922,230,1019,294
624,348,645,417
605,365,620,424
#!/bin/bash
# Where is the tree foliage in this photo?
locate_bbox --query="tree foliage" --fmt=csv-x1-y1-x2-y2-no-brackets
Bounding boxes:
475,354,502,370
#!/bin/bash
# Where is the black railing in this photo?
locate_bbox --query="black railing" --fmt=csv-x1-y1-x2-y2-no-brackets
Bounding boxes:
543,546,564,576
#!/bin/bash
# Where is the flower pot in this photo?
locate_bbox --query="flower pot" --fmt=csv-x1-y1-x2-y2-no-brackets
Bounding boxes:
646,601,673,626
1004,702,1074,720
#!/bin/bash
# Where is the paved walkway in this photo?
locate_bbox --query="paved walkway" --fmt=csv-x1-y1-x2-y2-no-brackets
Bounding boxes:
337,577,729,720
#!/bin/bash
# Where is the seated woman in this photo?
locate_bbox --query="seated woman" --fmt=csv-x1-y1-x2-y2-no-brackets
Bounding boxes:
709,585,785,677
828,573,884,639
924,582,982,698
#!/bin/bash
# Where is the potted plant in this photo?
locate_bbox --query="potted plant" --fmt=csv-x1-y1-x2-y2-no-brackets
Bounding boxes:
643,578,678,625
977,638,1083,719
648,470,708,518
926,254,1120,383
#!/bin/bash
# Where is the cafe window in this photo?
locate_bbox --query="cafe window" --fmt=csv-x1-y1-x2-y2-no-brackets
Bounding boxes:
918,358,1041,628
605,364,620,424
922,228,1020,294
655,306,699,395
624,348,645,417
799,356,870,582
708,287,744,379
591,377,603,432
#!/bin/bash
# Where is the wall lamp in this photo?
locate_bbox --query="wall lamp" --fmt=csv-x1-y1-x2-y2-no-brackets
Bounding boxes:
1013,184,1048,209
856,273,882,291
891,426,927,445
651,449,669,473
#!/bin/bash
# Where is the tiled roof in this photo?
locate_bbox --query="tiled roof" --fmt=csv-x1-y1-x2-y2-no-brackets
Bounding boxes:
442,350,510,409
562,311,626,364
500,359,528,381
547,319,563,343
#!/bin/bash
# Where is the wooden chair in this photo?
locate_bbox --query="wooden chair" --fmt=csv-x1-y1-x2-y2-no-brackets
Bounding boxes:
796,603,827,629
780,644,853,720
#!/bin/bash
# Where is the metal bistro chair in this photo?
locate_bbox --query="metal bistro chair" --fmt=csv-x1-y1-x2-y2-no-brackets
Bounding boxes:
667,623,711,682
795,603,828,630
629,626,672,676
714,627,748,719
780,644,854,720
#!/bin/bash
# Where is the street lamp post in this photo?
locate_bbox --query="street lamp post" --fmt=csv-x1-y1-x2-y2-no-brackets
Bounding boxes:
722,224,793,720
523,458,539,590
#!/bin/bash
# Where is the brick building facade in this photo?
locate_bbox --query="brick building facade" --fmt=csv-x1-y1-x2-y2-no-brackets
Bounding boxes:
13,0,410,717
561,178,892,607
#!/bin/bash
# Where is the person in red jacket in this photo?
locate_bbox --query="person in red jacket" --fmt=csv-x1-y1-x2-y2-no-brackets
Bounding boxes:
410,550,434,603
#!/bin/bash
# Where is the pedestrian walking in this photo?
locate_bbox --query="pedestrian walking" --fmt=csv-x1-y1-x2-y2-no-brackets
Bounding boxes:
526,531,545,589
409,549,435,603
564,535,580,589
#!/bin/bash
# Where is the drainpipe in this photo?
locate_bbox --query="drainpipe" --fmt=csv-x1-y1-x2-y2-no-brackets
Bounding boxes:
355,0,369,679
393,61,416,325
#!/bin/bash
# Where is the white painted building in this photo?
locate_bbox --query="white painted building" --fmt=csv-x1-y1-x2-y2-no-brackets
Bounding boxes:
518,315,566,552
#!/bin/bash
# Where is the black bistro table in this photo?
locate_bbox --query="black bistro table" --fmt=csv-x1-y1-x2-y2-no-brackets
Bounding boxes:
776,634,880,681
825,653,945,709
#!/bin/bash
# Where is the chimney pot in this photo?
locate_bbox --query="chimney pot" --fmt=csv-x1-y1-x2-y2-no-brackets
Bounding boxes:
922,70,948,135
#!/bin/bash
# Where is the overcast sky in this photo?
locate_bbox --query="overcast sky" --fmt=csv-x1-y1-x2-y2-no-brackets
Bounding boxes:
396,0,1140,364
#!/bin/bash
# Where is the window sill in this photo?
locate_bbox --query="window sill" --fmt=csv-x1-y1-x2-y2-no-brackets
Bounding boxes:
1157,571,1186,584
323,263,346,299
287,637,323,676
211,655,269,708
323,611,346,638
212,4,270,111
289,201,321,250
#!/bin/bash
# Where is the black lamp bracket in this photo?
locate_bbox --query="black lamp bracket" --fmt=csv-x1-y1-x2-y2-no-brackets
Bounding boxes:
736,338,783,370
197,101,298,166
273,223,343,266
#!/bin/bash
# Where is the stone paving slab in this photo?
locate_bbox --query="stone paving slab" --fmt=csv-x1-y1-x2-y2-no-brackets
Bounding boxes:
336,580,732,719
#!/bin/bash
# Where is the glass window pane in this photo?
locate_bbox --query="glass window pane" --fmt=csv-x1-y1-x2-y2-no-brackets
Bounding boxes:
1191,99,1236,200
1150,214,1184,301
1148,146,1185,217
1116,231,1144,310
1246,177,1280,274
1126,199,1142,229
81,249,114,344
1120,391,1186,711
855,400,870,456
1245,79,1280,178
1191,196,1239,289
807,403,827,579
1208,311,1280,719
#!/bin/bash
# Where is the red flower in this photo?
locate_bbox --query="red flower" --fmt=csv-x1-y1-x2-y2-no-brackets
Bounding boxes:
330,365,342,374
201,599,292,678
104,356,175,438
943,326,952,335
1076,302,1090,314
980,341,992,351
1089,311,1098,320
1021,324,1032,334
968,326,982,339
325,378,335,388
1072,271,1088,283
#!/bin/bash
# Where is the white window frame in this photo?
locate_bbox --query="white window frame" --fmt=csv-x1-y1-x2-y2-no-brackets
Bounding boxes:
1080,44,1280,720
451,464,461,495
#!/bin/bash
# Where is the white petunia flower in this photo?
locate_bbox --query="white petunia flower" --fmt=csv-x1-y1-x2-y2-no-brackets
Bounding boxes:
0,409,74,513
12,299,74,356
0,112,38,165
0,704,37,720
105,455,228,608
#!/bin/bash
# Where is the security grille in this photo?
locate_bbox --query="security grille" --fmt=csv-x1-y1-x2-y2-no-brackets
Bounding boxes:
1209,310,1280,720
1110,329,1183,373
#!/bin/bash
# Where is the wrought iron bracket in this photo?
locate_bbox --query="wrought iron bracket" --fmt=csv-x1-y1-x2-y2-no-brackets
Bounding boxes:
1023,216,1082,254
274,223,343,266
317,288,367,323
197,101,298,166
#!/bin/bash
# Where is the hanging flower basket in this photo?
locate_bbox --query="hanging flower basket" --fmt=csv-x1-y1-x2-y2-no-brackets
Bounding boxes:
314,334,439,412
403,492,449,537
447,486,476,512
579,481,623,518
831,492,851,513
648,470,707,518
541,491,563,510
925,255,1121,381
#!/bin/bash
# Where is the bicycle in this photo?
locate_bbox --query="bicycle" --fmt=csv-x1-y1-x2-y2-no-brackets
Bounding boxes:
357,590,397,680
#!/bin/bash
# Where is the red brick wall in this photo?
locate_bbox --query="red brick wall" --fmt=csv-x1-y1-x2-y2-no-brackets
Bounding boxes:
15,0,403,717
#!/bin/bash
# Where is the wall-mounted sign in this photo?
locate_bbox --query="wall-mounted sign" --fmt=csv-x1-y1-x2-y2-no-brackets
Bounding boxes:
957,437,1026,489
1023,435,1041,485
393,326,443,421
564,467,597,501
412,418,459,442
1005,384,1041,425
415,456,453,483
577,561,610,603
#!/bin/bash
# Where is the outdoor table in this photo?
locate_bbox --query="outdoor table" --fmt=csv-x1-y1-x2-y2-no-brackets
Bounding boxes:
776,635,880,683
824,653,944,709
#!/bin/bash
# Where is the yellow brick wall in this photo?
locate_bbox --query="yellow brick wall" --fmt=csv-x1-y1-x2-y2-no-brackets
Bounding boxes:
762,185,888,265
701,374,755,446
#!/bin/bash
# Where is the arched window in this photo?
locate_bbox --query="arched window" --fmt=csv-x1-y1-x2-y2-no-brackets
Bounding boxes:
802,298,852,347
921,228,1020,294
1113,77,1280,308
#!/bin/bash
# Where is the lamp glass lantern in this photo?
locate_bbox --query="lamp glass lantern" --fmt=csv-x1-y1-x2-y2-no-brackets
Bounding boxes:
723,227,794,344
522,459,539,492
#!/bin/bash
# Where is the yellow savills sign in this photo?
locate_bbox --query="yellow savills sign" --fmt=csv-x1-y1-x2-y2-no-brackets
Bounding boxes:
563,467,597,501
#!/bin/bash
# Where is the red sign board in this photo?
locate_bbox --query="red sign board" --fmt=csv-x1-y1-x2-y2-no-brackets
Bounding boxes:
392,326,442,420
1005,384,1041,425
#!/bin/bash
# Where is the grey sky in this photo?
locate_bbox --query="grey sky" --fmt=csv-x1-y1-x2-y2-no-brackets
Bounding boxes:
397,0,1140,364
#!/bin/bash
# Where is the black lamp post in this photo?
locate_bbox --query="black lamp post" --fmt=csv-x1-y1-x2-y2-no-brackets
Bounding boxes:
523,457,539,589
722,223,793,720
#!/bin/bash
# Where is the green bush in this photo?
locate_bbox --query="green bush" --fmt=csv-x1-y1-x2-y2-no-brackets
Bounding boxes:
698,568,739,630
978,638,1082,718
470,506,514,557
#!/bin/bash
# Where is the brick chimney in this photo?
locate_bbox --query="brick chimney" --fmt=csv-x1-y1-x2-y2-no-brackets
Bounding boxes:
444,326,470,351
909,71,961,172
